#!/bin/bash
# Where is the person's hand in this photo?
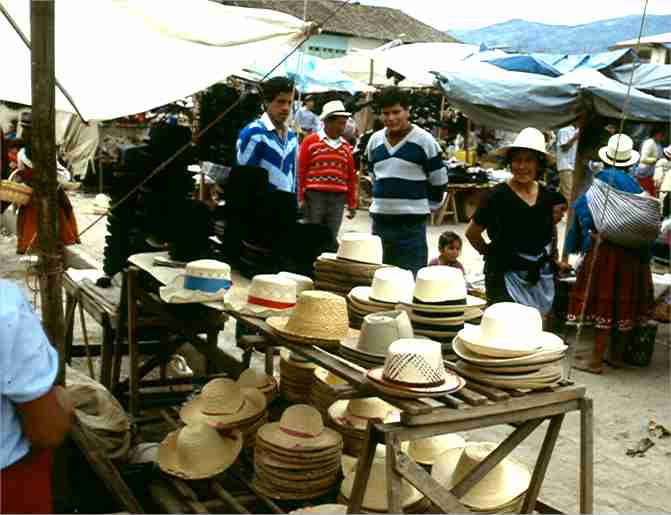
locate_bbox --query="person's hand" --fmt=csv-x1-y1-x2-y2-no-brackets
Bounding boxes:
346,208,357,219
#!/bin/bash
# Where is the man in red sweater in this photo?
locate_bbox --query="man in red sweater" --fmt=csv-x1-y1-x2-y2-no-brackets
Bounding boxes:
298,100,357,249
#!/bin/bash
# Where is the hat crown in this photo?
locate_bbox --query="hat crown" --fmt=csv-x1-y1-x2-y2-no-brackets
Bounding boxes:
278,271,314,293
185,259,231,279
200,378,244,414
605,133,634,158
320,100,350,120
414,266,467,303
408,434,465,463
370,267,414,303
249,274,297,303
358,310,414,354
382,339,447,385
279,404,324,438
238,368,272,389
346,398,393,419
480,302,542,344
337,233,383,265
510,127,546,154
175,423,227,469
285,290,349,340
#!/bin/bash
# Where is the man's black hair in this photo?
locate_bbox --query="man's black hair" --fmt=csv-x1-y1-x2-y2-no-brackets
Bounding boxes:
375,86,410,110
438,231,462,250
260,77,295,104
548,190,568,207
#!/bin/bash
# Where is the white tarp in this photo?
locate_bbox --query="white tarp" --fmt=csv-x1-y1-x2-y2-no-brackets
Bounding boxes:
0,0,310,121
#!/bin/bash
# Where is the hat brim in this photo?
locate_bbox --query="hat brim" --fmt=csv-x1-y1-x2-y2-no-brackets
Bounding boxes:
366,368,466,398
234,302,295,320
454,361,562,390
598,146,640,168
453,336,566,367
159,275,231,304
328,400,399,432
349,286,406,307
319,252,383,268
267,317,350,349
495,144,556,166
407,434,466,465
457,324,553,357
339,331,390,359
320,110,351,121
179,387,267,428
257,421,342,451
398,295,486,312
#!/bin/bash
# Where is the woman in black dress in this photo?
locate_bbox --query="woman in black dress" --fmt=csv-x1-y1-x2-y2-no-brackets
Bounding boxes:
465,127,556,314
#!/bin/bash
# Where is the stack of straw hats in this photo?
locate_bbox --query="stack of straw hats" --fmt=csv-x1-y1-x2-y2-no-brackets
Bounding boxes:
179,378,268,453
431,442,532,513
310,367,349,420
280,348,317,404
339,310,413,369
238,368,278,405
254,405,343,500
348,268,414,329
328,398,400,456
453,303,567,390
268,291,352,350
407,433,466,467
366,339,466,398
314,233,390,297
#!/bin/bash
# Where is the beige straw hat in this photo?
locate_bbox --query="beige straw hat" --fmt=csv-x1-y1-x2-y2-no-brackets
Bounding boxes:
257,404,342,451
407,433,466,465
158,422,242,479
237,368,276,392
431,442,531,511
278,271,315,293
180,378,266,428
328,398,399,431
336,233,383,265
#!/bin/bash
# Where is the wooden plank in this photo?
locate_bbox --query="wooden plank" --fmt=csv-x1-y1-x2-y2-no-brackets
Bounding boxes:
127,268,140,417
212,481,249,514
347,420,381,514
536,499,565,514
385,433,403,514
522,415,565,514
452,387,488,406
454,379,510,401
148,480,187,513
160,409,180,430
580,398,594,514
168,478,198,501
238,335,267,349
394,450,468,513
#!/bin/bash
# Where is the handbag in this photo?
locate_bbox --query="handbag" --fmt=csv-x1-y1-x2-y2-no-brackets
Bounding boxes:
585,178,661,248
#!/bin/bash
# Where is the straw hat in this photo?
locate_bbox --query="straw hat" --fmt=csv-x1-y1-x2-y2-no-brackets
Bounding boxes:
399,267,485,313
431,442,531,511
328,398,399,431
598,133,640,168
664,145,671,160
320,100,351,120
278,271,314,293
159,259,232,304
336,233,383,265
257,404,342,451
457,302,561,358
236,274,297,318
452,336,566,369
496,127,555,164
158,422,242,479
180,378,266,428
408,433,466,465
237,368,276,391
340,310,414,358
350,267,415,305
267,291,350,346
289,505,347,515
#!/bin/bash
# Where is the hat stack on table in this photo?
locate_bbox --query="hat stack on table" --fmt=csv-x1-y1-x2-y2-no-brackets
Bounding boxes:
179,378,268,453
279,349,317,404
452,303,567,391
254,405,343,500
310,367,349,420
347,268,415,329
238,368,278,406
314,233,390,297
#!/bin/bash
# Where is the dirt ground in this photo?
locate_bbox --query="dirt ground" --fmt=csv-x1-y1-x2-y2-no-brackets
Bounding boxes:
1,191,669,513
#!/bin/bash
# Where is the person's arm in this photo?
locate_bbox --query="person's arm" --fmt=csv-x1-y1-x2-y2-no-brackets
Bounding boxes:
236,128,264,167
424,136,448,212
465,220,489,256
16,386,73,448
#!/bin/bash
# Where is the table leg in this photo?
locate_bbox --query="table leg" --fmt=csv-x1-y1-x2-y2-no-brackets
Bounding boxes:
100,321,114,389
385,433,403,514
64,293,77,365
127,268,139,417
580,398,594,514
348,420,380,514
205,330,220,375
264,347,273,376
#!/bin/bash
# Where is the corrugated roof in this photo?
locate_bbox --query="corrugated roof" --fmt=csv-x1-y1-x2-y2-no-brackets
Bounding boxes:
217,0,457,44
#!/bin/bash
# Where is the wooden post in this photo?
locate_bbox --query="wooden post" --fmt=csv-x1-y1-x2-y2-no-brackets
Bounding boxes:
369,58,375,86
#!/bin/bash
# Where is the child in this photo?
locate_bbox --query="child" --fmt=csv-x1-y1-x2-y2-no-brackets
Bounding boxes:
548,191,570,271
429,231,465,272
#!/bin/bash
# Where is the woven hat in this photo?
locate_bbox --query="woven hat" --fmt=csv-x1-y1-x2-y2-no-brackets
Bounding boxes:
350,267,415,305
457,302,561,358
320,100,351,120
257,404,342,451
664,145,671,160
400,267,485,314
278,271,314,293
431,442,531,511
237,368,275,391
159,259,232,304
180,378,266,428
340,310,414,358
328,398,399,431
336,233,383,265
453,336,566,369
267,291,350,346
237,274,297,318
496,127,555,164
598,133,640,168
158,422,242,479
407,433,466,465
289,505,347,515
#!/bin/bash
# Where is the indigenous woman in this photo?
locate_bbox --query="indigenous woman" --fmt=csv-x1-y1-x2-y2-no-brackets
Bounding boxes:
466,127,556,314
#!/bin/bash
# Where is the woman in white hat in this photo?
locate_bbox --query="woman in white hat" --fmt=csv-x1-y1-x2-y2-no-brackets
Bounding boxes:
465,127,556,314
654,144,671,202
565,133,654,374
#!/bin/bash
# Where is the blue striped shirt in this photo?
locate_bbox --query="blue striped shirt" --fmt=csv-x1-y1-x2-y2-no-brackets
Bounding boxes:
365,125,448,216
236,113,298,193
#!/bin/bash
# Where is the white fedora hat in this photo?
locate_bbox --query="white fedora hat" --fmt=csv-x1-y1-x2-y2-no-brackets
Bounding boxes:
340,310,414,358
158,422,242,479
159,259,232,304
328,397,399,431
320,100,351,120
350,267,415,305
401,266,485,312
336,233,383,265
496,127,555,164
257,404,342,451
407,433,466,466
236,274,297,318
180,378,266,428
457,302,561,358
278,271,314,294
431,442,531,511
598,133,640,168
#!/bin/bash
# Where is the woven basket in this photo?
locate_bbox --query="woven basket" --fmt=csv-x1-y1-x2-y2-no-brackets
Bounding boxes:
0,172,32,206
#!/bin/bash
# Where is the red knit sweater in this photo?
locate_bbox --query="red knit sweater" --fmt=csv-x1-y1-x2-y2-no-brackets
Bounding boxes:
297,132,357,209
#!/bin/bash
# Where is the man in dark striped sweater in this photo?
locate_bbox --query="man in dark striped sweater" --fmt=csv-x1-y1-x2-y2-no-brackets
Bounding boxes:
297,100,357,249
365,87,448,275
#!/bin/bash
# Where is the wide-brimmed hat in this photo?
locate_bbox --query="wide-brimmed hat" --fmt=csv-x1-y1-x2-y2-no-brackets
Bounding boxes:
158,422,242,479
340,310,414,358
349,267,415,305
159,259,232,304
453,336,566,369
664,145,671,160
320,100,351,121
237,368,277,394
495,127,555,164
455,360,563,390
236,274,297,318
257,404,342,451
267,291,351,347
408,433,466,465
431,442,531,511
328,398,399,431
336,233,383,265
598,133,640,168
278,271,314,294
457,302,561,358
180,378,266,428
400,266,486,313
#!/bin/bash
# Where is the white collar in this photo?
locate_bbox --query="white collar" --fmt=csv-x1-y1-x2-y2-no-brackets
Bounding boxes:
318,128,344,148
260,112,287,133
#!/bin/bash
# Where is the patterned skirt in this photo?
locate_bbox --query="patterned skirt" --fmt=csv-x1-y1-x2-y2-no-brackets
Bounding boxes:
567,240,654,331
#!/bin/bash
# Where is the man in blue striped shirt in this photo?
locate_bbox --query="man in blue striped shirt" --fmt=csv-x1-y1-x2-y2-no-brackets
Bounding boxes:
365,87,448,275
236,77,298,193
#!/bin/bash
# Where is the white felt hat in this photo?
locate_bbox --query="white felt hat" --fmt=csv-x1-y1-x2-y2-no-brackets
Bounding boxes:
320,100,351,120
257,404,342,451
598,133,640,168
336,233,383,265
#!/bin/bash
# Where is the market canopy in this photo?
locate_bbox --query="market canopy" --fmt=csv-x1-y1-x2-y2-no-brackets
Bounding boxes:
0,0,311,120
605,63,671,99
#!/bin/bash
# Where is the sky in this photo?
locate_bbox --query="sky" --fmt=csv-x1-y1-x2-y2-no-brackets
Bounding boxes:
357,0,671,31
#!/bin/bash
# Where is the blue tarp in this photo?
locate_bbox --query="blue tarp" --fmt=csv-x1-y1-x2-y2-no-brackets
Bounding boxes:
605,63,671,98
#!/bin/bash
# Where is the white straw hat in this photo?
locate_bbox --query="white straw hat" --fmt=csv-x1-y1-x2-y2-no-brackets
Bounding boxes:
457,302,561,358
320,100,351,120
407,433,466,465
328,398,399,431
400,266,485,313
598,133,640,168
336,233,383,265
237,274,297,318
237,368,275,391
431,442,531,511
257,404,342,451
159,259,232,304
496,127,554,164
158,422,242,479
350,267,415,305
340,310,414,358
664,145,671,160
278,271,314,294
